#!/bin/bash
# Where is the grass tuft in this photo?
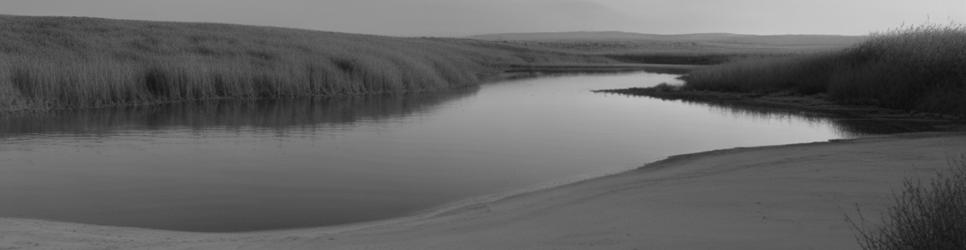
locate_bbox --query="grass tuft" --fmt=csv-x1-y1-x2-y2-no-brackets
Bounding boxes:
851,155,966,250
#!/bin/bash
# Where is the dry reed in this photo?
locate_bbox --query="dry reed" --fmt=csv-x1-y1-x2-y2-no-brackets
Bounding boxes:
682,25,966,117
0,15,609,111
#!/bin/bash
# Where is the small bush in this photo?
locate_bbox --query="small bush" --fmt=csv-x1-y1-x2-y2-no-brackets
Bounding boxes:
853,155,966,250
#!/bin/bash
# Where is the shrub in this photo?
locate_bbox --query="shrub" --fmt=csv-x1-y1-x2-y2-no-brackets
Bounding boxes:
853,155,966,250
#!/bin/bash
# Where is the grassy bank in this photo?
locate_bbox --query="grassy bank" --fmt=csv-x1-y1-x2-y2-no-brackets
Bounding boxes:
0,15,612,112
680,25,966,117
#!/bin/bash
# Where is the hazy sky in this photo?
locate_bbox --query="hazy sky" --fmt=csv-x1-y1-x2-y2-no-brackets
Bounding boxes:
1,0,964,36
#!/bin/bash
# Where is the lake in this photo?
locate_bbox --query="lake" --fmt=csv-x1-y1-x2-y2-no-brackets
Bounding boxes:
0,72,918,232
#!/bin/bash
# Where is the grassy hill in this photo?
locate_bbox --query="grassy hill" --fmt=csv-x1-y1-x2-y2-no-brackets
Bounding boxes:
471,31,865,64
0,15,612,112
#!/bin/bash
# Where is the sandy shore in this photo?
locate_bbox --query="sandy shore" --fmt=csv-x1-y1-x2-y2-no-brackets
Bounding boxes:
2,132,964,249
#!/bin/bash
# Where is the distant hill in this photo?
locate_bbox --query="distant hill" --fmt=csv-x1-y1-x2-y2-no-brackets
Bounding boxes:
470,31,866,57
471,31,864,46
472,31,740,41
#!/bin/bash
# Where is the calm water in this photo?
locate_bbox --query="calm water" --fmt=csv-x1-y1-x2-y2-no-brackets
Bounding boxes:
0,72,920,232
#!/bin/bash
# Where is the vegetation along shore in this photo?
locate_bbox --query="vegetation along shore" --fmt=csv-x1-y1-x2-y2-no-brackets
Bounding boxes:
0,15,866,113
2,13,964,249
0,15,622,112
595,25,966,249
599,25,966,121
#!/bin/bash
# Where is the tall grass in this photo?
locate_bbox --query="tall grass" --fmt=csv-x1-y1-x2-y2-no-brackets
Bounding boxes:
682,25,966,117
0,15,610,111
852,156,966,250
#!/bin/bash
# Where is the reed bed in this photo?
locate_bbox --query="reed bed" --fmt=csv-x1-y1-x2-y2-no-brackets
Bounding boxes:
853,156,966,250
682,25,966,117
0,15,609,111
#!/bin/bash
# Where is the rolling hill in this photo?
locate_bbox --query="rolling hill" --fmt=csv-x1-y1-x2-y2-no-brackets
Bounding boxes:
471,31,866,64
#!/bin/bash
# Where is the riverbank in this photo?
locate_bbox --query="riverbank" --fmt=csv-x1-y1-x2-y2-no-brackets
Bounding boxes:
486,63,699,82
504,63,699,75
3,14,868,114
595,87,966,132
2,132,963,249
0,15,622,113
675,25,966,118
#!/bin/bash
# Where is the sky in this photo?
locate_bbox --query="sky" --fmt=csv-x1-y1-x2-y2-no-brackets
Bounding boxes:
1,0,964,36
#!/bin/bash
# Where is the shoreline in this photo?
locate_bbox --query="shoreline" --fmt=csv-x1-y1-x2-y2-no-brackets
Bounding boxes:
503,63,699,75
595,87,966,132
0,64,695,115
3,132,965,249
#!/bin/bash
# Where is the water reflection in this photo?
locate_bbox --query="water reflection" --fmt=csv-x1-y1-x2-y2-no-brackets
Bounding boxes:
0,87,478,138
697,101,944,136
0,72,937,232
611,94,946,137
